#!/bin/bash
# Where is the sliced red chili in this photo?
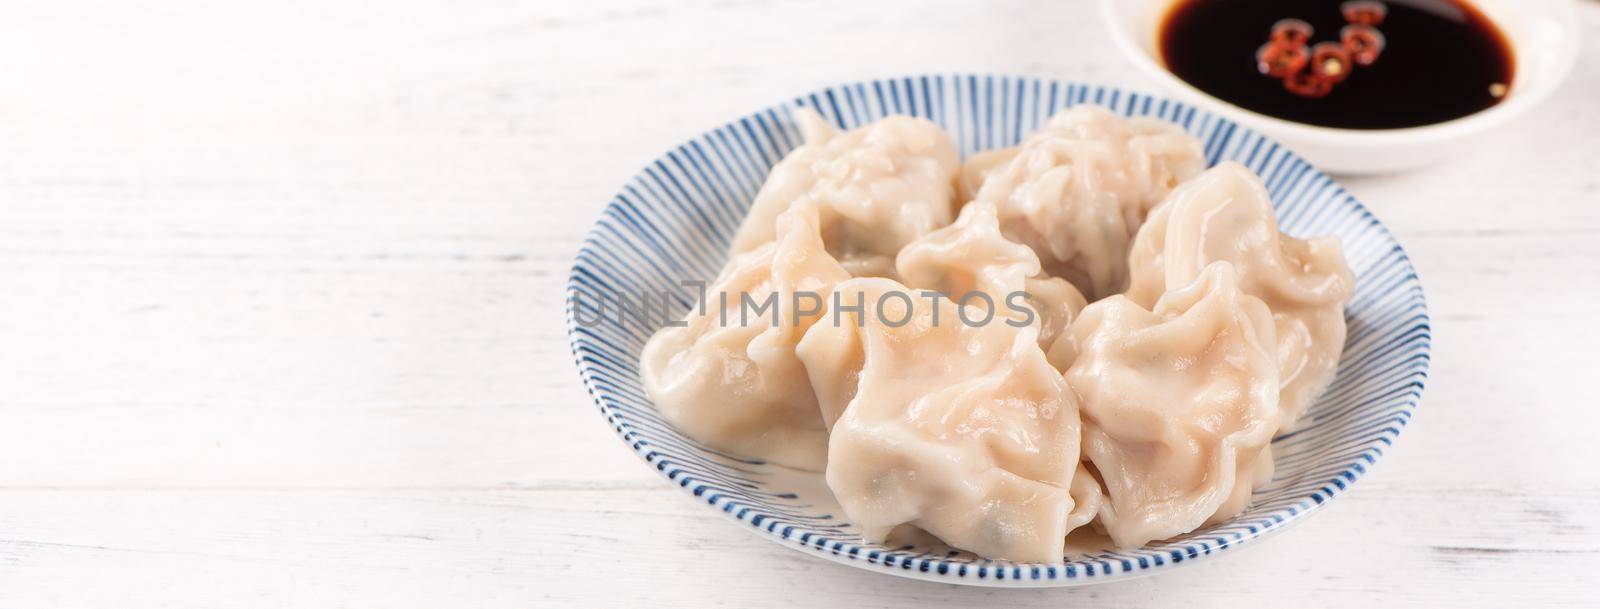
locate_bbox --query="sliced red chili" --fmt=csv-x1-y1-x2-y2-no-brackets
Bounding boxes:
1257,42,1311,78
1284,69,1334,99
1270,18,1314,47
1310,41,1354,84
1341,1,1387,27
1341,24,1386,66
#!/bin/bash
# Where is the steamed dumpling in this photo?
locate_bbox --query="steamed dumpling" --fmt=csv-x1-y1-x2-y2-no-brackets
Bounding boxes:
895,200,1039,306
967,105,1204,300
956,148,1019,204
1066,263,1281,548
1031,276,1090,372
729,108,960,278
796,277,1088,562
1125,162,1355,431
640,204,850,471
894,200,1089,359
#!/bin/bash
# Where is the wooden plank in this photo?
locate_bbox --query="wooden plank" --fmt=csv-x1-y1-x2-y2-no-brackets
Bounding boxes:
0,485,1595,607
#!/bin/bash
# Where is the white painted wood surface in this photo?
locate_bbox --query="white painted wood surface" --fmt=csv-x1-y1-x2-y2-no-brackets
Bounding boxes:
2,1,1597,606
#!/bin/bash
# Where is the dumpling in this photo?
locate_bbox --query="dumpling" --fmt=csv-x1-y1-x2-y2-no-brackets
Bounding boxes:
1066,262,1281,548
1029,276,1089,372
729,108,960,278
968,105,1204,300
1125,162,1355,431
796,277,1088,562
894,200,1039,311
956,148,1019,204
1064,462,1106,534
893,200,1089,360
640,203,851,471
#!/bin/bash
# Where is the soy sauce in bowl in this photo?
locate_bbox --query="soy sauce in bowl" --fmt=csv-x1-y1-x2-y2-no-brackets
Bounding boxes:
1160,0,1515,130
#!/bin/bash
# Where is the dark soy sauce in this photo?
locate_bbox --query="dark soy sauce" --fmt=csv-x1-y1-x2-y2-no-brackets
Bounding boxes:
1160,0,1515,129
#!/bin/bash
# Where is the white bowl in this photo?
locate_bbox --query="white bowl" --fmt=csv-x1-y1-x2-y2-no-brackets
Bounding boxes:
568,75,1432,586
1100,0,1581,175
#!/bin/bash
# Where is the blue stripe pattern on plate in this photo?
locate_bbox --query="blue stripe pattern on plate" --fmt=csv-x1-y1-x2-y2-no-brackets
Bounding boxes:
566,75,1430,587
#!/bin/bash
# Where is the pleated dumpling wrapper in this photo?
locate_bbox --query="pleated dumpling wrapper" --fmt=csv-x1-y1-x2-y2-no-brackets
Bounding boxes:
796,277,1094,562
640,204,851,471
1067,262,1281,548
893,199,1088,369
1125,161,1355,432
955,147,1018,204
729,108,960,279
965,105,1204,300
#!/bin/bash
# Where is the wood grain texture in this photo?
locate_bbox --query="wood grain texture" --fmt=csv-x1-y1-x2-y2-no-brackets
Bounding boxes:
0,485,1595,608
1,0,1598,606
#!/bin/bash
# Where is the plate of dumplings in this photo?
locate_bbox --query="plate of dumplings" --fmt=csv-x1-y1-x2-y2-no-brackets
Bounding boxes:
566,75,1430,586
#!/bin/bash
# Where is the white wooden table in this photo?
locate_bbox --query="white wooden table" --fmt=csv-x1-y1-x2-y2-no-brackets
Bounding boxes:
3,1,1597,606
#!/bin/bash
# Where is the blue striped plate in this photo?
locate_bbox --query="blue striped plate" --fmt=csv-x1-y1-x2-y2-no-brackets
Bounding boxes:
566,75,1430,586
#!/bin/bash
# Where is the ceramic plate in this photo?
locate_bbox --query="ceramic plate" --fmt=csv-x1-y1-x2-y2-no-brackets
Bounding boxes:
566,75,1430,586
